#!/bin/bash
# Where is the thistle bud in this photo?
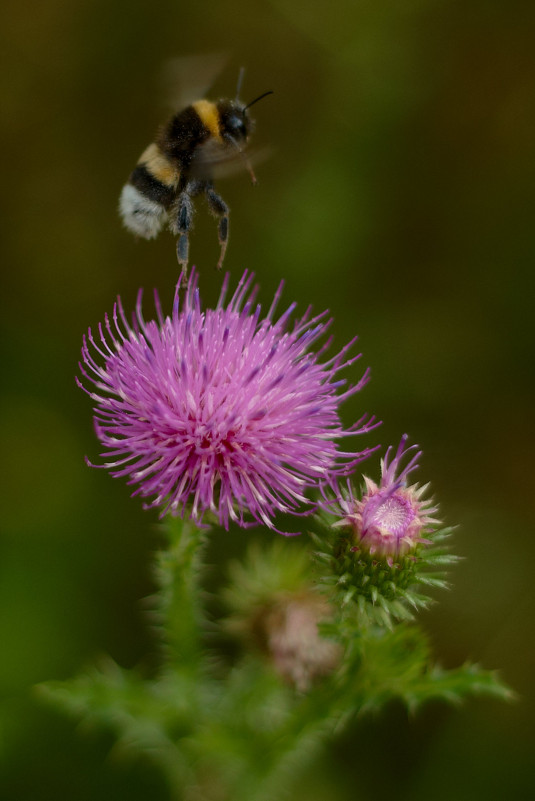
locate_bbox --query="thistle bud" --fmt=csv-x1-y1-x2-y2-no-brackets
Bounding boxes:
255,594,341,692
342,435,439,559
224,542,341,690
318,436,451,626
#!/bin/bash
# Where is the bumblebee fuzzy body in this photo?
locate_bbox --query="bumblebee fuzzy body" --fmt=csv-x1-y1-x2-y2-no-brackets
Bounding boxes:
119,96,262,270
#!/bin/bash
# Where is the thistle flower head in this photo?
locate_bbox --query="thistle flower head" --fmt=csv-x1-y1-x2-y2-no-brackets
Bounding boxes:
331,435,439,558
78,269,378,531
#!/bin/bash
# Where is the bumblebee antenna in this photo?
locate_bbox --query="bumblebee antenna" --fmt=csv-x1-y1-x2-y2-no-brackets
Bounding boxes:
244,90,273,110
235,67,246,101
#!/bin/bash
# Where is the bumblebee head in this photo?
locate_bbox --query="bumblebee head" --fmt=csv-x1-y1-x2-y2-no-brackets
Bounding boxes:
216,87,273,184
217,90,273,146
217,100,252,144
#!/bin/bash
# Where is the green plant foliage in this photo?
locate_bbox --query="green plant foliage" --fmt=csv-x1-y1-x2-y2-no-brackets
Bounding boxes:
38,517,513,801
331,624,513,719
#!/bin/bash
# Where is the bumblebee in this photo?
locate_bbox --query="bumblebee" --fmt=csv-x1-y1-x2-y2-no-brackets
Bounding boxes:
119,73,272,271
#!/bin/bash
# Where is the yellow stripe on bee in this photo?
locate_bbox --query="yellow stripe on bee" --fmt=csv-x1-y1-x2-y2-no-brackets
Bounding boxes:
138,143,179,186
192,99,223,141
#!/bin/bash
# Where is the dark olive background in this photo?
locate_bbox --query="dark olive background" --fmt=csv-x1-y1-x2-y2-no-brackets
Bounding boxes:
1,1,534,799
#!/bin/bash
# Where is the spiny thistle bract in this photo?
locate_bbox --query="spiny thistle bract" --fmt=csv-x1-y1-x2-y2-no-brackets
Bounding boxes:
78,269,379,531
315,435,458,627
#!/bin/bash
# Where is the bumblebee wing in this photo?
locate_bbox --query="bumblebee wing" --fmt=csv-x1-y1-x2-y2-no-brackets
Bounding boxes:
191,142,272,182
161,52,229,111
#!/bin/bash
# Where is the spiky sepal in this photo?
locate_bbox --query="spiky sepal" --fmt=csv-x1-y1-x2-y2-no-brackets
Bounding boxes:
312,521,459,629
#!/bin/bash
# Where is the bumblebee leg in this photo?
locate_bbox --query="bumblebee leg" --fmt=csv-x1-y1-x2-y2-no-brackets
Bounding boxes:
176,234,189,272
206,188,229,270
175,191,194,273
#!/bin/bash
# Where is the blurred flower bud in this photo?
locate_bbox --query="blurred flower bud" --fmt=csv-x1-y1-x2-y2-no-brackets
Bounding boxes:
224,542,341,690
256,594,341,692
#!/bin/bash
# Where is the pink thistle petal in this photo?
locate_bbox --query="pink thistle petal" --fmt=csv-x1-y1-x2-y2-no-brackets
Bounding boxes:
78,269,377,532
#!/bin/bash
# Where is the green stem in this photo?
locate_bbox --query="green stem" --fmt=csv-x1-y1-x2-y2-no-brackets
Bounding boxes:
154,516,208,678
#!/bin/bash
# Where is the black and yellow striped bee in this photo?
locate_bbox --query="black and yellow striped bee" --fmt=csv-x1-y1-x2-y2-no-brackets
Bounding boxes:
119,69,272,271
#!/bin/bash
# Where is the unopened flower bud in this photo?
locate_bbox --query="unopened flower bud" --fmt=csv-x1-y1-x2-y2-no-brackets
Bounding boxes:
333,435,439,559
224,542,341,690
259,595,341,692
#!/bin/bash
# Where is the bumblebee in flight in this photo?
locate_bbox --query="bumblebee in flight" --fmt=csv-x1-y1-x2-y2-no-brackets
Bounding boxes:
119,72,272,271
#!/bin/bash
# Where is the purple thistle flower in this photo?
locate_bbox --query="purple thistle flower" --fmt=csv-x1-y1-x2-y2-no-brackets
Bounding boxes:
77,269,378,531
329,435,440,557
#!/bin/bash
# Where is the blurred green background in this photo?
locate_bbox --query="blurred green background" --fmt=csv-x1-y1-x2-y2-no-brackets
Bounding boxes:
1,0,534,798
